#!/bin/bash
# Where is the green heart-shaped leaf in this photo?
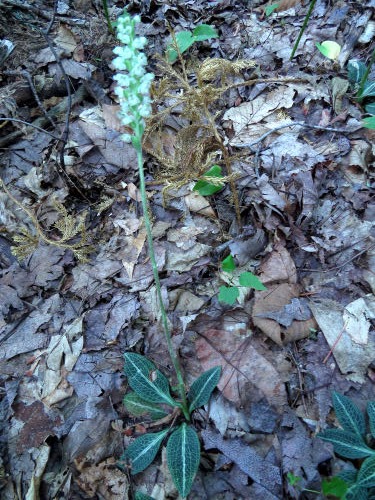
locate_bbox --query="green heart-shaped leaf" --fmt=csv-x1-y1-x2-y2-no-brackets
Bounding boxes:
221,254,236,272
193,165,224,196
363,116,375,129
218,286,239,305
192,24,218,42
166,31,194,63
238,271,267,290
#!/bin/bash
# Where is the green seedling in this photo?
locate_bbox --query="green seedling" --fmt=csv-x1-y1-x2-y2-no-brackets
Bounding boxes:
317,391,375,499
287,471,347,498
347,49,375,129
113,12,221,497
315,40,341,61
286,471,322,496
166,24,219,64
218,254,266,305
321,476,350,499
264,3,279,17
287,471,302,487
193,164,225,196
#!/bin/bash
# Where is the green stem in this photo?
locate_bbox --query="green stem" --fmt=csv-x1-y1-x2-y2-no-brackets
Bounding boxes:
135,144,190,422
102,0,114,34
357,47,375,102
290,0,317,60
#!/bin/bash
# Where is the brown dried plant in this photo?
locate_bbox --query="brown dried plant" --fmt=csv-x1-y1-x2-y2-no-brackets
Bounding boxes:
143,53,256,227
0,179,93,262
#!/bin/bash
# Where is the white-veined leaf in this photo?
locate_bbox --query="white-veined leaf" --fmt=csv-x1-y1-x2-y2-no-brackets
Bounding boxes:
188,366,221,413
338,469,358,486
124,353,176,406
167,423,200,498
317,429,374,459
347,59,367,84
123,429,169,474
123,392,168,419
365,102,375,115
359,81,375,98
368,402,375,438
135,492,155,500
363,116,375,129
332,391,366,437
357,455,375,488
346,484,370,500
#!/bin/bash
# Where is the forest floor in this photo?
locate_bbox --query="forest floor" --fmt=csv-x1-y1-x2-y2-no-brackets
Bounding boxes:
0,0,374,498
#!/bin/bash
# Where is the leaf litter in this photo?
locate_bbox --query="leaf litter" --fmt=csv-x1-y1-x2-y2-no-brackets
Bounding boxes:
0,0,374,498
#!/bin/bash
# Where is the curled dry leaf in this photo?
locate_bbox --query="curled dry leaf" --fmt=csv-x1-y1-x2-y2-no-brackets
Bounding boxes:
253,244,317,344
258,243,297,285
253,283,317,345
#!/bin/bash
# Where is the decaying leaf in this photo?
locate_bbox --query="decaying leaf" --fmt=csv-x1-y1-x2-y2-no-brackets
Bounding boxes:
309,297,375,383
75,457,129,499
195,325,287,408
202,427,282,496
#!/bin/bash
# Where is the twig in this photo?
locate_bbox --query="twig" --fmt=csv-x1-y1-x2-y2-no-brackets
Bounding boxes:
2,0,52,21
0,117,61,140
39,28,71,169
0,85,87,148
232,121,356,151
322,321,348,364
4,69,56,127
44,0,58,35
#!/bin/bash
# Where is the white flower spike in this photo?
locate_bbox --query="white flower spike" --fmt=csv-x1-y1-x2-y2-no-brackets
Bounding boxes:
112,10,154,145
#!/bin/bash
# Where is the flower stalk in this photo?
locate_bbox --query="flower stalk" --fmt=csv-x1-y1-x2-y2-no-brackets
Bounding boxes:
113,11,189,420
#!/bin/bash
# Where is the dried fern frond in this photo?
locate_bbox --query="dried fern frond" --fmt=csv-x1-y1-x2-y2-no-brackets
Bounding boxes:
94,196,115,215
0,178,93,263
53,201,86,241
144,56,247,225
11,228,39,260
197,58,256,86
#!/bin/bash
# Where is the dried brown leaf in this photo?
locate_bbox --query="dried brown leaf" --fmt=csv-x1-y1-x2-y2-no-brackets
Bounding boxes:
196,327,287,408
